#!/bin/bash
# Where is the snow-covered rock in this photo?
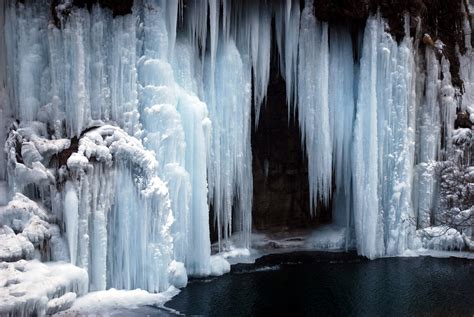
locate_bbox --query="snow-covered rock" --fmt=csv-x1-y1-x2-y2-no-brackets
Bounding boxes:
210,255,231,276
0,260,88,316
168,260,188,288
417,226,466,251
0,193,53,262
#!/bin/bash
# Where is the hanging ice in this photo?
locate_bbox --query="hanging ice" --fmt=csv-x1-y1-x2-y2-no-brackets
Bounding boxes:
297,1,332,214
328,25,355,248
204,38,253,249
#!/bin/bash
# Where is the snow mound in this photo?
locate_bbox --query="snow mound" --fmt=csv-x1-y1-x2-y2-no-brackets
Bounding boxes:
168,260,187,288
0,260,88,316
452,128,472,146
0,193,53,261
210,255,231,276
5,122,70,189
56,287,179,315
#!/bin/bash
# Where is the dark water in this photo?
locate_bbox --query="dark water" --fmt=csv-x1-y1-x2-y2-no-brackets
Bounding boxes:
166,252,474,316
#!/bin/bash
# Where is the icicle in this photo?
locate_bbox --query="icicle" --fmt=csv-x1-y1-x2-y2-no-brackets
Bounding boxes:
177,91,212,276
297,2,332,215
440,57,457,154
108,14,140,137
221,0,231,43
414,48,441,229
286,2,300,116
6,0,50,123
186,0,208,61
252,4,271,126
204,38,253,250
64,182,79,266
165,0,179,61
0,0,8,180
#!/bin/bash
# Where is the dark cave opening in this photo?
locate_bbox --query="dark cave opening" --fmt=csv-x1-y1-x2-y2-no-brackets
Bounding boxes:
250,31,333,234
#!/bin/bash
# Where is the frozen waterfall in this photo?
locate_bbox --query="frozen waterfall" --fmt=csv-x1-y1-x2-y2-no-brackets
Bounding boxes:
0,0,473,314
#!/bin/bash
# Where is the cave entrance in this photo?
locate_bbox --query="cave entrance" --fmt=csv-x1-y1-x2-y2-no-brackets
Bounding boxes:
250,43,333,234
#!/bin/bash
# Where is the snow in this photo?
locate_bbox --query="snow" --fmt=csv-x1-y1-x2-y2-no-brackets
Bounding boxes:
417,226,466,251
210,255,231,276
55,287,179,316
168,260,188,289
0,260,88,316
46,292,76,315
0,226,33,262
0,193,53,262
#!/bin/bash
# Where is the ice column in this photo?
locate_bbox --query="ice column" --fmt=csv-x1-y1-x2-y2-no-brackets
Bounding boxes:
0,0,8,181
138,0,212,276
377,19,417,255
297,1,332,214
353,16,384,259
64,182,79,267
203,37,253,250
274,0,300,116
4,0,50,124
353,15,418,257
414,49,441,228
328,26,355,233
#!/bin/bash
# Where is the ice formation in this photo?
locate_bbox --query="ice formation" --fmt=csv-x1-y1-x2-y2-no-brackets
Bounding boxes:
0,0,473,314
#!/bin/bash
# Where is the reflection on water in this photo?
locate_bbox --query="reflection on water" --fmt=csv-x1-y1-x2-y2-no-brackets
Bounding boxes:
166,254,474,316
